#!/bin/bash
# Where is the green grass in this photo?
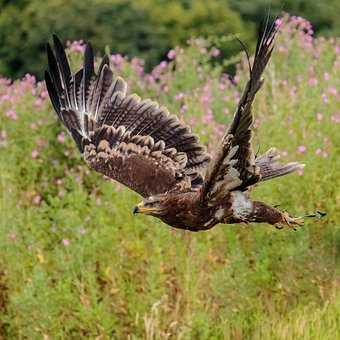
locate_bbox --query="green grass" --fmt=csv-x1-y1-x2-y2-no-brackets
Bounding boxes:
0,17,340,339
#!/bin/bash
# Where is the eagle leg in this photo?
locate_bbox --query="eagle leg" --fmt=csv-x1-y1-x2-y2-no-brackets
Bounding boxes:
275,212,304,231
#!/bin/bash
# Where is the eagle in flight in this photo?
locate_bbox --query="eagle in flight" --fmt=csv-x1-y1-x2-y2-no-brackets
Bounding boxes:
45,21,305,232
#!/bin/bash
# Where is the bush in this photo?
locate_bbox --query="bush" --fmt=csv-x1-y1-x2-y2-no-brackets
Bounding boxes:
0,0,251,79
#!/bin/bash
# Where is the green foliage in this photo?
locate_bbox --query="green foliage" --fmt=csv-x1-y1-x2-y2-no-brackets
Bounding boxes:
0,0,251,79
0,0,167,78
0,15,340,338
230,0,340,35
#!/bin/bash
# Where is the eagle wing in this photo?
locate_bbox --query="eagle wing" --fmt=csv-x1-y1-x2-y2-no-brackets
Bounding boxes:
45,35,210,198
201,20,278,205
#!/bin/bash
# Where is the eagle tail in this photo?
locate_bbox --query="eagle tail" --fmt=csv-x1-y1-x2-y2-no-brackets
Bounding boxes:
256,148,305,182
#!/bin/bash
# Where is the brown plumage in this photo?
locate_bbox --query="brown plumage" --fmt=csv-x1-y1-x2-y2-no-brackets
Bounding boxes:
45,20,305,232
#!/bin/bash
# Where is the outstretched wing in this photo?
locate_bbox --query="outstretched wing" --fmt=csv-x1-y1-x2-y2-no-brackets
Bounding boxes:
45,35,210,197
202,19,278,204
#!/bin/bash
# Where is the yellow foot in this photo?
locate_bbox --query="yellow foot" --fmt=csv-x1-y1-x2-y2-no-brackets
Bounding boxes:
275,212,304,231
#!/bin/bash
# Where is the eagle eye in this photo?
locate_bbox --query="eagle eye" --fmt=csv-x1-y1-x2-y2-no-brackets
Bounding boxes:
175,172,184,180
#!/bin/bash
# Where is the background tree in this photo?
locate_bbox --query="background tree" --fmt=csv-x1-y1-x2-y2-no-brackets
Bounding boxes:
0,0,338,78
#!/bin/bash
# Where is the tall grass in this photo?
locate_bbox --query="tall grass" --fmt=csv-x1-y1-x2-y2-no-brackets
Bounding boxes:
0,15,339,339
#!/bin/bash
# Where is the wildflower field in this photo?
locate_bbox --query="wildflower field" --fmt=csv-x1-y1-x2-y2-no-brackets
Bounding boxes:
0,16,339,339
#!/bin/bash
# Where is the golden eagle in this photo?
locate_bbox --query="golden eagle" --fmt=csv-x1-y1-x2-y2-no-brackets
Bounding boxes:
45,21,305,231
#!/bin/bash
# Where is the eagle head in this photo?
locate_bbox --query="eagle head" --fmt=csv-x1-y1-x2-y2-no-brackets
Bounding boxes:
133,195,168,217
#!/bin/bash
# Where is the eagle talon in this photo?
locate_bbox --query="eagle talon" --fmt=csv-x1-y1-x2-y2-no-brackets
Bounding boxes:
275,212,304,230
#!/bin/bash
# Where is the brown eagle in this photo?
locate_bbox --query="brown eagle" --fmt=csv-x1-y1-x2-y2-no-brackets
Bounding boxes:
45,22,305,232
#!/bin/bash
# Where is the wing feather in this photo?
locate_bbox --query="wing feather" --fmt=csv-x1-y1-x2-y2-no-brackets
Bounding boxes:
45,35,210,197
201,18,279,202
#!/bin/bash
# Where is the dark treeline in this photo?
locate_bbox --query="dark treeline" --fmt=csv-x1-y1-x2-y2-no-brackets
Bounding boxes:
0,0,339,79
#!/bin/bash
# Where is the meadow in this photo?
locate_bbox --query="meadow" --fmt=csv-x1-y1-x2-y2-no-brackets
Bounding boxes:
0,15,339,339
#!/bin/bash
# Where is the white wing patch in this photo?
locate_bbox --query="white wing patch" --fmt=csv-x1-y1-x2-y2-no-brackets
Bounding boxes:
214,207,225,220
231,191,253,219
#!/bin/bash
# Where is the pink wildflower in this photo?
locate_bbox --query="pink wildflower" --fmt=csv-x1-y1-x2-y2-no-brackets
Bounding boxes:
297,145,306,154
180,104,188,114
57,132,66,143
5,110,17,120
31,149,39,159
316,112,323,122
23,74,36,86
32,195,41,205
33,98,44,107
62,239,70,246
328,87,337,96
167,49,176,59
111,54,125,69
331,113,340,124
174,92,184,101
203,109,213,124
275,18,283,27
131,57,144,76
308,78,318,86
69,40,85,53
210,47,220,57
40,90,49,99
1,94,12,102
315,148,322,156
219,83,226,91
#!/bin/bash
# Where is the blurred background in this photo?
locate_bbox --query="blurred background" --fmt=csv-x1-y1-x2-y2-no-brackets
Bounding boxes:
0,0,339,78
0,1,339,338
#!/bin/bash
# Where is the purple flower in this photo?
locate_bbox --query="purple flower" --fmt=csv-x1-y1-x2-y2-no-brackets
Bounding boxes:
111,54,125,69
33,98,43,107
327,87,337,96
31,149,39,159
57,132,66,143
180,104,188,113
32,195,41,205
316,112,323,122
62,239,70,246
174,92,184,101
315,148,322,156
308,78,318,86
167,49,176,59
210,47,220,57
5,110,17,120
68,40,85,53
331,113,340,124
321,93,328,103
297,145,306,154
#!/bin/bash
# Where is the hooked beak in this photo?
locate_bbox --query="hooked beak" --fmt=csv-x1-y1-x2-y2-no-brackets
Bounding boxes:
133,202,159,215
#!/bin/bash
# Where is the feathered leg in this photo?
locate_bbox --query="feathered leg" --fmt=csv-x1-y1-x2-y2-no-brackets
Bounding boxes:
250,201,303,230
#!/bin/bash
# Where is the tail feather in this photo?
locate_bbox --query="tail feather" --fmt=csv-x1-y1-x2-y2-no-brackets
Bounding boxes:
256,148,305,181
